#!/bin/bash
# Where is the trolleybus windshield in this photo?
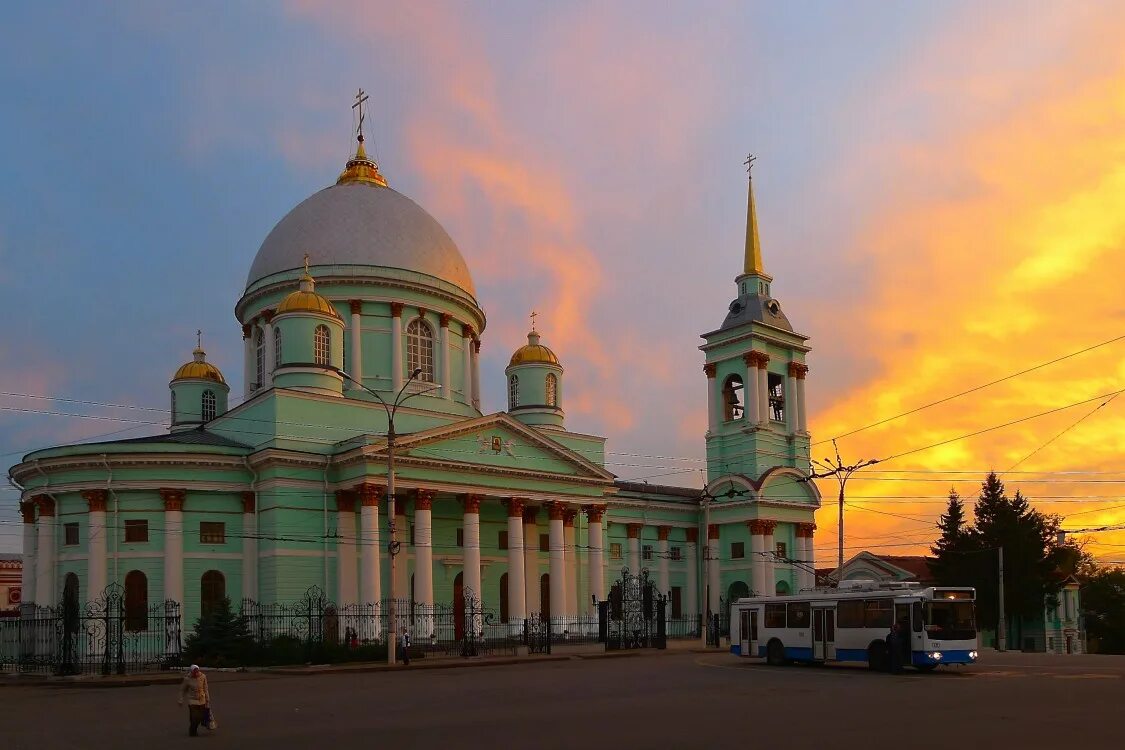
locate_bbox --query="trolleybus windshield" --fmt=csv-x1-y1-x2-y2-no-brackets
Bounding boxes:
925,601,975,641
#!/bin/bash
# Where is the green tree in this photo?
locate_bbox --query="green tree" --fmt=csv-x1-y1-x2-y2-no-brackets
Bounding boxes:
929,489,976,587
184,597,254,667
1080,566,1125,654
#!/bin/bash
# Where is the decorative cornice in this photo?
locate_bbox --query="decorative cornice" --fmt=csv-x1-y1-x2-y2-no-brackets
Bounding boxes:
335,489,357,513
241,491,256,514
81,489,108,513
159,488,186,512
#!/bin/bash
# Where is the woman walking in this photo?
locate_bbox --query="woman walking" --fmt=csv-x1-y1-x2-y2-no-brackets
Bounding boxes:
178,664,211,736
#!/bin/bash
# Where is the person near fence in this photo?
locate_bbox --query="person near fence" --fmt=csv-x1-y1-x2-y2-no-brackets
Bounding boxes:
400,629,411,665
178,664,212,736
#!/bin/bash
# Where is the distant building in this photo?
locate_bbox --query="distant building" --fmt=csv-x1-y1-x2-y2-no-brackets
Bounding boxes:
0,554,21,613
827,551,935,586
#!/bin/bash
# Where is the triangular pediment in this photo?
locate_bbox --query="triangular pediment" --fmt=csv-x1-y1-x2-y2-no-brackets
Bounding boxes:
358,413,615,482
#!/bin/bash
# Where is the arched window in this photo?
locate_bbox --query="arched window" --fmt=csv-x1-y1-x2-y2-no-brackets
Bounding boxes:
545,373,558,407
274,325,283,368
775,580,791,596
200,570,226,620
170,391,177,422
508,375,519,409
722,374,744,421
201,390,216,422
124,570,148,632
314,325,330,366
406,319,434,382
254,328,264,388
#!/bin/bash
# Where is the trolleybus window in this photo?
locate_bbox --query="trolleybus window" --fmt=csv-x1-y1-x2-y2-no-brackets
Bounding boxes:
926,601,976,641
912,601,923,632
863,599,893,628
765,604,786,628
836,599,863,628
787,601,810,628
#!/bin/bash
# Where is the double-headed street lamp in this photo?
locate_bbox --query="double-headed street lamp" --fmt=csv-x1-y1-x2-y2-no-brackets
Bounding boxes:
340,367,441,666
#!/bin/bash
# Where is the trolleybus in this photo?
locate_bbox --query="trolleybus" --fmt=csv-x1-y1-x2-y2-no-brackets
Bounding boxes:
729,581,978,671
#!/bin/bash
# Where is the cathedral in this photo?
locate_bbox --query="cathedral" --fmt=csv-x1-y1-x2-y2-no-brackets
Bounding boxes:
10,114,820,640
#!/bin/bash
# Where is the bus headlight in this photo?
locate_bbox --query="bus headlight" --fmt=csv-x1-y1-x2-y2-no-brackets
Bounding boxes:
928,652,943,661
969,650,978,660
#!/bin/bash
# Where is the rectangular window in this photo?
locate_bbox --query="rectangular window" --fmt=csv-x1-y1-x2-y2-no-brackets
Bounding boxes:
786,601,810,629
200,522,225,544
731,542,745,560
64,522,79,546
768,372,785,422
456,528,464,547
498,530,508,550
123,519,148,543
765,603,787,628
775,541,787,559
642,544,653,561
863,598,894,629
610,542,623,560
837,599,864,628
540,533,549,552
670,546,682,561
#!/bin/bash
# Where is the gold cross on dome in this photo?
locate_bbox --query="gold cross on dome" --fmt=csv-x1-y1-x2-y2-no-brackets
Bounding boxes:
530,310,538,332
303,253,310,274
744,153,756,175
353,88,369,140
196,329,202,348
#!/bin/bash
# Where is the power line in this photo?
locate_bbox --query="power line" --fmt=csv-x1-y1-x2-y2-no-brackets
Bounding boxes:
1003,392,1121,475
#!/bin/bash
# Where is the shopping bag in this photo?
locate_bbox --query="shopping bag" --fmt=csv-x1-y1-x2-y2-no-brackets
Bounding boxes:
205,707,218,731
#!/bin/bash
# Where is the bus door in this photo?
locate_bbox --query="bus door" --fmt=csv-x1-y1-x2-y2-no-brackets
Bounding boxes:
812,608,836,660
739,609,759,657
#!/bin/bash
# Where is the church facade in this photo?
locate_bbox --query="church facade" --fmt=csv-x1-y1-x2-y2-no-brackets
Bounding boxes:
10,124,820,639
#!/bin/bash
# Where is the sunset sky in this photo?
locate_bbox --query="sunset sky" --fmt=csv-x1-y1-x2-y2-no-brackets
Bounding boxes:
2,1,1124,565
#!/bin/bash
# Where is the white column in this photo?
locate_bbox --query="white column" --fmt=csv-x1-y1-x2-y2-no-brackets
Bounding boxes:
161,490,184,606
548,504,566,631
756,357,770,425
506,501,526,624
440,316,453,400
336,493,358,607
462,496,483,633
564,512,578,620
413,492,434,633
707,524,720,616
241,493,258,602
750,522,766,596
20,502,36,601
627,524,642,573
587,507,605,613
462,328,474,406
358,485,381,639
242,325,254,398
84,491,107,598
394,505,408,603
34,498,55,605
391,302,403,391
523,507,539,617
705,366,718,432
262,317,275,388
796,368,808,433
470,338,481,410
349,300,363,390
685,531,698,622
786,367,799,435
744,359,760,425
657,527,670,602
763,522,776,596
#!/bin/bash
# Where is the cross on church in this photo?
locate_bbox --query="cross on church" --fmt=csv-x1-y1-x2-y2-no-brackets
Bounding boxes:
196,329,202,348
353,88,369,140
744,153,756,175
530,310,538,332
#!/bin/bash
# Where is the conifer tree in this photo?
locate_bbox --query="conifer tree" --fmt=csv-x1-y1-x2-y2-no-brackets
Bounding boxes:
184,597,254,667
930,489,974,587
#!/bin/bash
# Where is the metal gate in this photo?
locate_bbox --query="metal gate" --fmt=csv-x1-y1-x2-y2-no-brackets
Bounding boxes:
523,613,551,654
601,569,666,650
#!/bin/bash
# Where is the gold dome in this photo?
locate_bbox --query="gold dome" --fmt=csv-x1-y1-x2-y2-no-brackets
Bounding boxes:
173,347,226,384
276,268,342,320
336,136,388,188
509,331,560,367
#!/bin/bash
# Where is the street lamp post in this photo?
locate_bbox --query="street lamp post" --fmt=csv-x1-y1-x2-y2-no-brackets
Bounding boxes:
340,367,441,666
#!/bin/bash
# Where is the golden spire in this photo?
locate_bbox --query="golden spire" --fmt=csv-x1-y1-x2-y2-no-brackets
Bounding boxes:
337,88,388,187
743,154,764,276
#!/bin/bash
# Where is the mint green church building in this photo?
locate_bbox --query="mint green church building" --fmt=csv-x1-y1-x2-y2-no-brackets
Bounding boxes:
11,125,820,638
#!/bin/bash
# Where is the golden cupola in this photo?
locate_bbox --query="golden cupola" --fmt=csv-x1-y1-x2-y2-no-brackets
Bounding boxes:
172,346,226,384
276,264,341,319
508,330,560,367
336,135,388,188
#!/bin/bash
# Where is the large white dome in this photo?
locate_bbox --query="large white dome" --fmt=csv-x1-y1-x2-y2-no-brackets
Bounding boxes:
246,181,475,296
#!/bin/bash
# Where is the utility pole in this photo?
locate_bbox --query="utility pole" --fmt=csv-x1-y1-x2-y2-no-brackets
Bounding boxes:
997,546,1006,652
803,440,879,572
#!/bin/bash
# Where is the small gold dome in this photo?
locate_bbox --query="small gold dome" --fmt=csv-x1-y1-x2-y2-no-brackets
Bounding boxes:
173,347,226,384
276,270,342,320
337,136,388,188
509,331,560,367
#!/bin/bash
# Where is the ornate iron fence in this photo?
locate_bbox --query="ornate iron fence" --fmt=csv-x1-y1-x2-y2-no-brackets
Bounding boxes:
601,569,667,650
0,584,182,676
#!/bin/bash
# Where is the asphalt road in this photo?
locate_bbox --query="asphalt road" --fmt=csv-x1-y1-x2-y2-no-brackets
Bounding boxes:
3,650,1122,750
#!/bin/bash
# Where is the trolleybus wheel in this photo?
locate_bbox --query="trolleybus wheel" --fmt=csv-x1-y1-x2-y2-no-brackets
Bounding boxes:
766,639,785,666
867,641,888,672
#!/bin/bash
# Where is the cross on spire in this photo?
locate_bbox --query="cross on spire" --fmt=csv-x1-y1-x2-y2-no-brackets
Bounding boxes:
530,310,538,332
196,329,202,348
353,88,370,142
303,253,310,275
744,153,756,176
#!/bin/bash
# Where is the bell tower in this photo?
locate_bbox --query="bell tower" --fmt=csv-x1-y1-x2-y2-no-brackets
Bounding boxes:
700,160,812,483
